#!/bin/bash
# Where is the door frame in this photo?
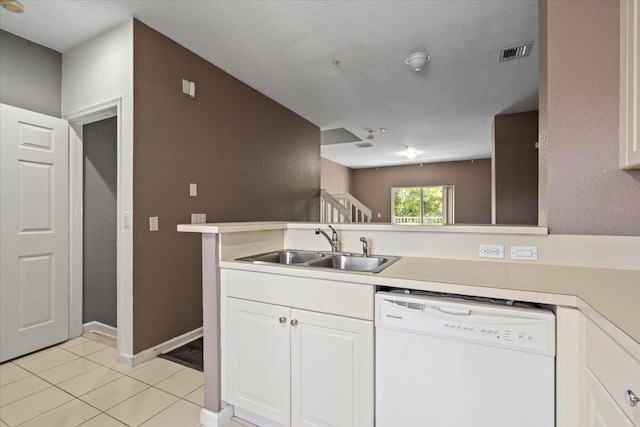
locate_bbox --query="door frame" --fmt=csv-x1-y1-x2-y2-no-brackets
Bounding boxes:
65,97,132,361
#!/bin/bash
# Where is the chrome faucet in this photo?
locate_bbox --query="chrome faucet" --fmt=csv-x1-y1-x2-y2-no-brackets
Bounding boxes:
315,225,339,252
360,237,368,257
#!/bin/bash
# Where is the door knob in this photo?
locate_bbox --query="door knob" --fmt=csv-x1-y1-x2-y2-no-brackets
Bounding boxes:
625,389,639,407
279,317,287,324
290,319,299,326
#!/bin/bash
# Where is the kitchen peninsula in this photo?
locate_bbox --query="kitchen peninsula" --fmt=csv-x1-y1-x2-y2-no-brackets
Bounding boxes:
178,221,640,427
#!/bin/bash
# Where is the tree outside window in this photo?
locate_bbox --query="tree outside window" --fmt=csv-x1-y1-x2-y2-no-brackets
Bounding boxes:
392,186,454,225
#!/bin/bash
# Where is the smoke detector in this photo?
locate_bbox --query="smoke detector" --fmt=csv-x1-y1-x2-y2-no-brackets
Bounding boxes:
499,42,534,62
406,52,430,71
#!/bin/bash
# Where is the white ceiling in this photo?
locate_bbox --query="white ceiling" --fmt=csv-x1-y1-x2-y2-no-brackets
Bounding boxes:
0,0,538,169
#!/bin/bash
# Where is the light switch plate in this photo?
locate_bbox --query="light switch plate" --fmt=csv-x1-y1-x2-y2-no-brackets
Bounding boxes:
511,246,538,261
149,216,159,231
191,213,206,224
190,183,197,197
479,244,504,259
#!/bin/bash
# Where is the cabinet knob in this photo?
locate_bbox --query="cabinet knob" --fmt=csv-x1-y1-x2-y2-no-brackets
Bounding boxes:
626,389,639,407
279,317,287,324
290,319,299,326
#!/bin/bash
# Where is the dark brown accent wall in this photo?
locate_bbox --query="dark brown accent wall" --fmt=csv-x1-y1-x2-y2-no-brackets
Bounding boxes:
494,111,539,225
543,1,640,236
351,159,491,224
133,21,320,353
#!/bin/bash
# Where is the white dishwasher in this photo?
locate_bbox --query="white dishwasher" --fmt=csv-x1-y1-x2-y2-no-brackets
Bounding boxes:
375,291,555,427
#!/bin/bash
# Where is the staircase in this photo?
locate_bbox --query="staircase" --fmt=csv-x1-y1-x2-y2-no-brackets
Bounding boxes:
320,189,372,223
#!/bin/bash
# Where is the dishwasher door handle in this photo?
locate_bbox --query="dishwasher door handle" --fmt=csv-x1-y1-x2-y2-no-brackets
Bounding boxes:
439,307,471,316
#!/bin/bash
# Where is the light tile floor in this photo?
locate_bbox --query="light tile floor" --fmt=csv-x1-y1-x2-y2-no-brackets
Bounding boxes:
0,334,251,427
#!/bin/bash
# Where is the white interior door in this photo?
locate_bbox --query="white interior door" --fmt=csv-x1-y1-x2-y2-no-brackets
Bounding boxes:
1,104,70,362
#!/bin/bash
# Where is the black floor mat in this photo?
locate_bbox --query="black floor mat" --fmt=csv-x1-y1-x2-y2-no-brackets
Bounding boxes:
159,337,203,371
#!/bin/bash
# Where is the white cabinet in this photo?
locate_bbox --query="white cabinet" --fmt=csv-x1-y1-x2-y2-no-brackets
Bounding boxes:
226,297,291,425
585,369,634,427
225,297,373,427
584,319,640,426
291,309,373,427
620,0,640,169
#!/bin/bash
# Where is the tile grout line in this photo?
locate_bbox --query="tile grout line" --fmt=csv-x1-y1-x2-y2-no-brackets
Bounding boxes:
3,335,208,427
13,348,80,376
4,350,118,425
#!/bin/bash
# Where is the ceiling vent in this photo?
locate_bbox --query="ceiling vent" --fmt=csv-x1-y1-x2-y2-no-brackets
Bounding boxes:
355,142,373,148
499,42,534,62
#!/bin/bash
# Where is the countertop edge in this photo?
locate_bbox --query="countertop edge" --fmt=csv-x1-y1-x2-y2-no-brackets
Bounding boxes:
177,221,549,235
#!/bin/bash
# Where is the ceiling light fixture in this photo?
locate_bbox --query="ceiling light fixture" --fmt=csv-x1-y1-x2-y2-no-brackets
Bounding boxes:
0,0,24,13
404,146,419,159
406,52,430,72
367,130,374,140
379,128,386,133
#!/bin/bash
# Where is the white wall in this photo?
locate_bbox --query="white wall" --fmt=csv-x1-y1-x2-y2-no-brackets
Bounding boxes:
285,227,640,271
62,19,134,357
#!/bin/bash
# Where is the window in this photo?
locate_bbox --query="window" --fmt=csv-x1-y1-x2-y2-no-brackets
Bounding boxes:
392,186,454,225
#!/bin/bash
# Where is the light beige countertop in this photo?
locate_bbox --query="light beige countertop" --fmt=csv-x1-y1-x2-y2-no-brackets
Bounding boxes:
179,221,639,354
378,257,640,347
221,256,640,350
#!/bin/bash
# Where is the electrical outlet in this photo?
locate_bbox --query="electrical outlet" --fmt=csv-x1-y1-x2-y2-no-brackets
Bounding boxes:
511,246,538,261
479,244,504,259
191,213,206,224
149,216,159,231
189,183,197,197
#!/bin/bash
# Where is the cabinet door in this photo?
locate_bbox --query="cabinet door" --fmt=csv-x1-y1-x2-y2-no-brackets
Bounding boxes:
620,0,640,168
290,309,373,427
585,369,635,427
227,298,291,426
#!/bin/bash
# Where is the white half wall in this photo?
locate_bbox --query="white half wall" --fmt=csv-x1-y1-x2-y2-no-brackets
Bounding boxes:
62,19,134,358
285,227,640,271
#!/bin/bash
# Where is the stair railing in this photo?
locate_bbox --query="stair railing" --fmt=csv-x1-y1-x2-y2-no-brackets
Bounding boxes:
332,193,372,222
320,189,351,223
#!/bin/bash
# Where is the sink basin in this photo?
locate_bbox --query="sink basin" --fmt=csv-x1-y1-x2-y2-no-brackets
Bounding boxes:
237,250,399,273
239,250,325,265
308,254,399,273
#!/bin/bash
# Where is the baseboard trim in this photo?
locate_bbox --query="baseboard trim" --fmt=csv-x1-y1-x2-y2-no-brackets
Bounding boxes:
200,405,233,427
120,326,203,366
234,407,287,427
82,321,117,339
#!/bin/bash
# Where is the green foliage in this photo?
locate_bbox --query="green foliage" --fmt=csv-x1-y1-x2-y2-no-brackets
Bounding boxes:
393,187,421,218
422,187,443,223
393,186,443,224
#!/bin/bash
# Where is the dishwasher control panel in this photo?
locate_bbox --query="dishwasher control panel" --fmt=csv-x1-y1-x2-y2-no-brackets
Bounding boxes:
375,293,555,357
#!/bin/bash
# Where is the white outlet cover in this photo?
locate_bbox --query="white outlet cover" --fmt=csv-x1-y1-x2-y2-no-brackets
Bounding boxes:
479,244,504,259
149,216,159,231
511,246,538,261
190,183,197,197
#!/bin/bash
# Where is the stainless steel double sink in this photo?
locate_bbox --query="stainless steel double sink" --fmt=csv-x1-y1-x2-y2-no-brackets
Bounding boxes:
237,250,400,274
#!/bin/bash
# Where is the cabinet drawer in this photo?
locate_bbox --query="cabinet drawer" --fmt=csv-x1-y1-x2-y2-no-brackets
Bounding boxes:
222,269,374,320
585,319,640,425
